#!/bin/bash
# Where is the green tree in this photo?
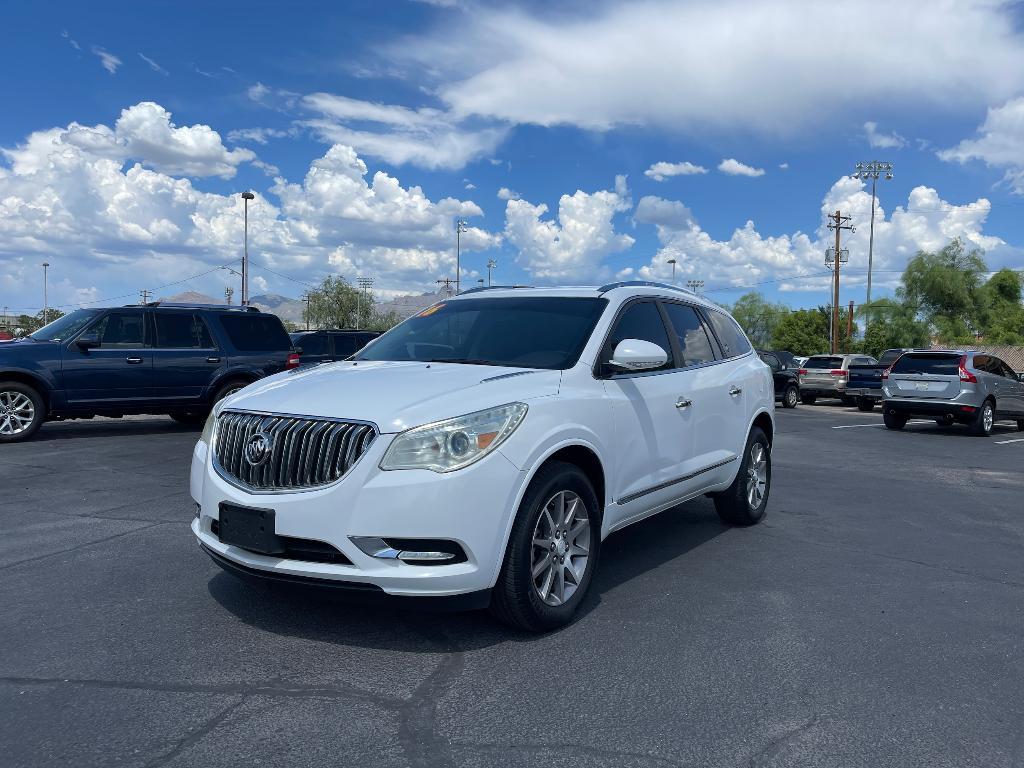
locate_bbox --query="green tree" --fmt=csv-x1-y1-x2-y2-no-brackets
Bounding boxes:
770,306,857,357
980,268,1024,344
304,276,402,332
899,239,987,343
730,292,789,348
858,299,930,358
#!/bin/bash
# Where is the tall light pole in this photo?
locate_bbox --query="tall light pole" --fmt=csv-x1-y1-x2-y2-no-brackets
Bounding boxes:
241,191,255,305
356,276,374,329
41,262,50,325
852,161,893,330
455,219,468,293
487,258,497,287
827,211,855,354
686,279,704,294
667,258,677,282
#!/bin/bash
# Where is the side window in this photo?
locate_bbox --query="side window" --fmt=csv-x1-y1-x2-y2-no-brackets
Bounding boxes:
91,311,147,348
759,353,781,372
154,313,214,348
662,303,716,367
218,315,292,352
973,355,992,374
605,301,673,372
993,358,1014,379
298,334,330,356
705,310,752,358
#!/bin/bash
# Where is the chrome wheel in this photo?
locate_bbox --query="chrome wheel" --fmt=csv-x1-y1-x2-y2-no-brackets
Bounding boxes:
530,490,591,607
746,442,768,509
0,390,36,436
785,387,798,408
983,403,994,433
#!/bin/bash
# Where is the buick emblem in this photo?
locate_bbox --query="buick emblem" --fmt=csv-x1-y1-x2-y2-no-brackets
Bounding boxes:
244,432,273,467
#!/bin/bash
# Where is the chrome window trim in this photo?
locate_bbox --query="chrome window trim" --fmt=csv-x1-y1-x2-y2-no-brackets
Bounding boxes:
617,455,739,505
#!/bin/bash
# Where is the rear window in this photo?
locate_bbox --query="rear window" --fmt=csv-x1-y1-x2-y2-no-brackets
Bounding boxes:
804,356,844,369
890,353,959,375
878,349,905,366
218,314,291,352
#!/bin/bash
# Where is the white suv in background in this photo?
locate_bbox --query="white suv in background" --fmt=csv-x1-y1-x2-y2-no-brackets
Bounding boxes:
190,282,775,631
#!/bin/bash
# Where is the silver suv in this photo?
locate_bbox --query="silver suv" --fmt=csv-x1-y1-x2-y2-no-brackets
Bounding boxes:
798,353,877,405
882,350,1024,436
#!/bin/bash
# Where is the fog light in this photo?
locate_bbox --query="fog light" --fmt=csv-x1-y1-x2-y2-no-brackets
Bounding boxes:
350,536,462,564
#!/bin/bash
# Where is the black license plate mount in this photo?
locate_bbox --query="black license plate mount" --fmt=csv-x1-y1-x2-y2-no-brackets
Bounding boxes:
217,503,285,555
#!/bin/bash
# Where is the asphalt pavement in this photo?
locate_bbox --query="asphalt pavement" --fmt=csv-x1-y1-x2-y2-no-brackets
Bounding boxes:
1,405,1022,768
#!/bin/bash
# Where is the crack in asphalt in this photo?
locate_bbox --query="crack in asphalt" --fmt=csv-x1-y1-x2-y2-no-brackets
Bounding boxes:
0,522,167,571
747,715,822,767
141,697,249,768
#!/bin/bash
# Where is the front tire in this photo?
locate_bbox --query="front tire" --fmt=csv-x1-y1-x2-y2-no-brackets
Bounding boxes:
211,380,249,405
0,382,45,443
713,427,770,526
800,393,817,405
883,408,908,430
856,397,875,412
969,399,995,437
490,461,600,632
782,385,799,409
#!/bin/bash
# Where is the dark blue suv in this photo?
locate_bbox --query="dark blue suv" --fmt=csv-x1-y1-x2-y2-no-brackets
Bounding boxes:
0,303,298,442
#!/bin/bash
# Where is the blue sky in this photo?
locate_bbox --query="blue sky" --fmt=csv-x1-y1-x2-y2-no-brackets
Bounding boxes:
2,0,1024,315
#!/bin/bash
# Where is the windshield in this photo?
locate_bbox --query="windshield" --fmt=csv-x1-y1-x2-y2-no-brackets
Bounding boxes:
356,297,608,369
28,309,100,342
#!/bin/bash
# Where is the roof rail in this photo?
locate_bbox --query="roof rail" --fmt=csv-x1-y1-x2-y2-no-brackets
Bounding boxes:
132,302,260,312
457,284,535,295
597,280,694,295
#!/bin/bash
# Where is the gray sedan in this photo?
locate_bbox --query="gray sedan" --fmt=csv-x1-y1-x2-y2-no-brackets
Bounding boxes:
882,350,1024,436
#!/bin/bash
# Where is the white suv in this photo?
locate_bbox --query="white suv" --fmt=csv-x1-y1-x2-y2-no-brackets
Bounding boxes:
190,282,775,630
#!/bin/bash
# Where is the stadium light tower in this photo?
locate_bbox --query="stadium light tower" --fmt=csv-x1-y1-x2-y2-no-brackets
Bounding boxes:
852,161,893,329
240,191,255,305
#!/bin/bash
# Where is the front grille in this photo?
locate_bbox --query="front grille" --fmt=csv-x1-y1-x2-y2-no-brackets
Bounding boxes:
213,410,376,492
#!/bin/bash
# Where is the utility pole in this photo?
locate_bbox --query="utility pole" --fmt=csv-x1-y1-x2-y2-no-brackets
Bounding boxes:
436,277,456,298
224,286,234,306
356,277,374,329
139,289,152,305
847,301,855,352
487,258,497,287
686,279,704,294
826,210,855,354
455,219,468,293
852,161,893,331
241,191,254,305
41,262,50,325
301,291,311,330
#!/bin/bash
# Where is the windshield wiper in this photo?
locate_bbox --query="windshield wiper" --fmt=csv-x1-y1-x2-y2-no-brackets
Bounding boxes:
424,358,506,367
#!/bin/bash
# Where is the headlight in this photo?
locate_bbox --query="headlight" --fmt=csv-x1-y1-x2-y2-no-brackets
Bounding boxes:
380,403,528,473
199,408,218,446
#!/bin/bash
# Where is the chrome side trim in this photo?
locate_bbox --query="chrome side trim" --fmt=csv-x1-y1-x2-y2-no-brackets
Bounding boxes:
616,456,738,506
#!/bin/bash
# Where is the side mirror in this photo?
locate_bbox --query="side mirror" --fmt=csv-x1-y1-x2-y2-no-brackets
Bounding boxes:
76,332,100,351
608,339,668,372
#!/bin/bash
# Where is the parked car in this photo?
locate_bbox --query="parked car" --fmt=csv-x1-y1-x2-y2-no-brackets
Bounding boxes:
0,302,299,443
846,348,915,411
0,329,13,342
191,282,775,631
797,353,877,405
882,350,1024,436
289,329,380,365
757,350,800,408
764,349,799,370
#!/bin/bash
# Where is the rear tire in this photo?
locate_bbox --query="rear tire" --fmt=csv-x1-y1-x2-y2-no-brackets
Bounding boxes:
856,397,875,412
782,385,799,409
883,408,908,430
969,399,995,437
841,396,857,407
713,427,770,526
490,461,601,632
0,381,45,443
800,393,817,405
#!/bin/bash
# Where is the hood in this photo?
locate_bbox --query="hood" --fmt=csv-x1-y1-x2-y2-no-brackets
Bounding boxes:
223,360,561,433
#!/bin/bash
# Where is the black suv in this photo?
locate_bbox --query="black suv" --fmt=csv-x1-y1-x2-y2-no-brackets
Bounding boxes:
289,330,380,365
0,303,298,442
757,349,800,408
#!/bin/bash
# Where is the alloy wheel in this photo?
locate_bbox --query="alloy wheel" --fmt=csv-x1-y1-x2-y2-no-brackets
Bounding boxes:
0,390,35,436
785,387,798,407
746,442,768,509
530,490,591,607
983,404,994,433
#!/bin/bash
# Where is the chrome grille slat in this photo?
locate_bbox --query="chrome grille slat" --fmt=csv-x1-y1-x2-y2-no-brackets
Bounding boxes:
213,411,376,492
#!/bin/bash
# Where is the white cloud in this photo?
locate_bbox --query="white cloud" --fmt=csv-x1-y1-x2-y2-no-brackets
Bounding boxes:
138,53,168,76
464,181,476,190
227,127,292,145
394,1,1024,136
864,121,906,149
61,30,81,51
503,176,633,280
0,104,499,310
938,97,1024,193
497,187,520,200
91,46,121,75
778,162,789,170
643,161,707,181
299,92,508,170
718,158,765,177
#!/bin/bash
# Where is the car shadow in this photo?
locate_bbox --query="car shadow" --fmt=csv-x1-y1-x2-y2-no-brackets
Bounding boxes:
205,497,730,651
900,421,1020,439
30,417,199,442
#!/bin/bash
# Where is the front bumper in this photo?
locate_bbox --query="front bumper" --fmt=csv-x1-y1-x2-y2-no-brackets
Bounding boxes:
190,435,528,598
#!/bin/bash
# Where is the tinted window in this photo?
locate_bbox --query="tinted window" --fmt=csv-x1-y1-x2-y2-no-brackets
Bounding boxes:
878,349,905,366
705,310,752,357
334,334,376,357
890,353,960,375
154,313,214,348
995,359,1017,378
759,352,781,371
92,311,146,348
663,303,715,367
604,301,673,372
218,315,292,352
972,355,994,373
29,309,99,342
805,356,844,369
297,334,330,356
357,297,607,370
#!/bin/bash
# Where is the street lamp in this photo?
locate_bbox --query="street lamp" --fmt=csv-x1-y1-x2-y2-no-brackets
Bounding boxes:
487,258,497,287
455,219,468,293
666,258,677,282
41,262,50,325
851,161,893,329
241,191,255,305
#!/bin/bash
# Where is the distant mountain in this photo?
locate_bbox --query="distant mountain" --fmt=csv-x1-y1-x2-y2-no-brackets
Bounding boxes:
160,291,222,305
250,293,305,323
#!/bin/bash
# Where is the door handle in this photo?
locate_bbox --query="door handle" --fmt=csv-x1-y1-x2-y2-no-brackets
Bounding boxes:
206,357,221,363
729,386,743,396
675,397,692,409
125,357,144,364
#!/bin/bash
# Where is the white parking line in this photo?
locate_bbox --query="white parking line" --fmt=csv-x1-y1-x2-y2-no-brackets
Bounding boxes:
831,420,932,430
994,438,1024,445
